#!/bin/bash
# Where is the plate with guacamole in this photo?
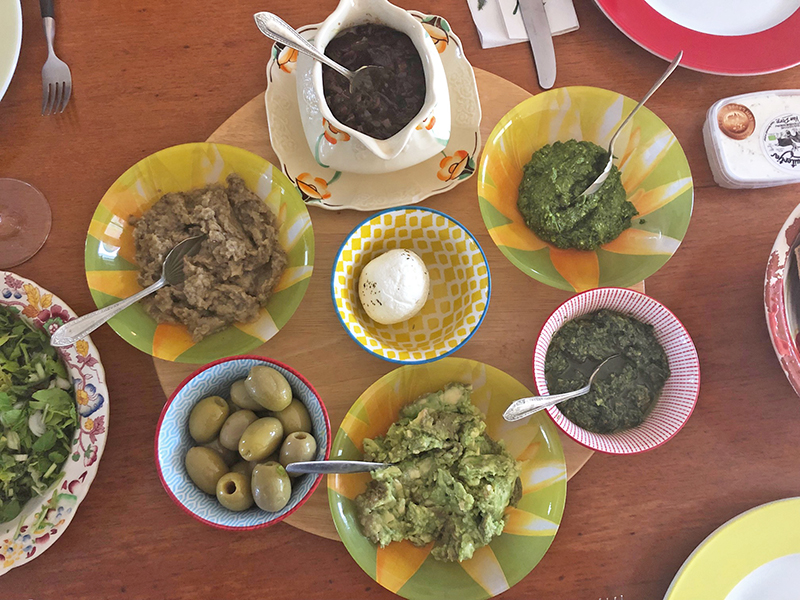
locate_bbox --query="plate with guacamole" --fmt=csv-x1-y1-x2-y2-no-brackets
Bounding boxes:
328,357,567,600
477,86,693,292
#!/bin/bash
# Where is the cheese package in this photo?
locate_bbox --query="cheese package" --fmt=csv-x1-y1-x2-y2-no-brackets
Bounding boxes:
703,90,800,189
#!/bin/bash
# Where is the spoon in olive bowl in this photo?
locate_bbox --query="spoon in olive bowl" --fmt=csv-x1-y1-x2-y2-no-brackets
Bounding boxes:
50,234,206,347
580,51,683,198
502,355,621,422
253,12,383,94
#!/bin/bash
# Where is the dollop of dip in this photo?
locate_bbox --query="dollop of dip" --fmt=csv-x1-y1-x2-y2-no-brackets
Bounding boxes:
545,309,670,433
517,140,637,251
356,383,521,562
323,24,426,140
358,249,429,325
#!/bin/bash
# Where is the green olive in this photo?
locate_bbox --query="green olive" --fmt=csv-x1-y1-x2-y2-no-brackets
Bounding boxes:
231,460,257,478
251,461,292,512
218,410,258,451
245,366,292,411
279,431,317,473
271,399,312,435
238,417,284,462
230,379,263,411
216,472,254,511
203,437,238,466
189,396,230,444
185,446,228,495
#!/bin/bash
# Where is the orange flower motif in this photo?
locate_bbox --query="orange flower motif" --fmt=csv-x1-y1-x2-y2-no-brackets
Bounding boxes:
83,418,95,432
75,339,89,357
295,173,331,200
277,46,299,73
422,22,448,53
437,150,470,182
323,119,350,144
416,116,436,131
76,389,90,406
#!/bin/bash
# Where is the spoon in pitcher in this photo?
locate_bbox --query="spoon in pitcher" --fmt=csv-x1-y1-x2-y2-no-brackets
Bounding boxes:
502,355,621,422
50,234,206,347
254,12,382,93
580,51,683,198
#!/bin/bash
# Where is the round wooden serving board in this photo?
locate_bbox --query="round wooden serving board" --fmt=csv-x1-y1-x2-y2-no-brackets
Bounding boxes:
154,68,643,541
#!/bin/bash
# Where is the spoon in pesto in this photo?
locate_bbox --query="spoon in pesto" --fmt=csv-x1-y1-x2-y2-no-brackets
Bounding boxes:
580,51,683,198
502,355,621,422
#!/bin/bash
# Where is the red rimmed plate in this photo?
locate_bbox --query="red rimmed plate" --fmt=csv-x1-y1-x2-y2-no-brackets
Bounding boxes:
765,203,800,397
594,0,800,75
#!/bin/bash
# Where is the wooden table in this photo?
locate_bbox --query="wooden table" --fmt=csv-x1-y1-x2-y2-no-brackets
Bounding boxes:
1,0,799,598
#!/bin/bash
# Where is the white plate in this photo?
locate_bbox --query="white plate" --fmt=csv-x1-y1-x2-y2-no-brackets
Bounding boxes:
264,12,481,211
0,0,22,103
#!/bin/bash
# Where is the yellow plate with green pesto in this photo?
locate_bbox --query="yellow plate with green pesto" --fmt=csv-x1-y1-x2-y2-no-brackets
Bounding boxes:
664,497,800,600
328,357,567,600
84,143,314,363
478,86,693,292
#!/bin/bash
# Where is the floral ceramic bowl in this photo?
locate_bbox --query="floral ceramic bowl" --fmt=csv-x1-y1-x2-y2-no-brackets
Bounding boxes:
296,0,451,171
328,357,567,600
533,287,700,454
478,86,694,292
155,356,331,530
266,12,480,210
84,143,315,363
765,202,800,397
332,207,490,364
0,272,108,576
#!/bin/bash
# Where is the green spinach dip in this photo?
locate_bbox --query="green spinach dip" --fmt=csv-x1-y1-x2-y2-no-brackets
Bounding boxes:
545,309,670,433
356,383,521,562
517,139,637,251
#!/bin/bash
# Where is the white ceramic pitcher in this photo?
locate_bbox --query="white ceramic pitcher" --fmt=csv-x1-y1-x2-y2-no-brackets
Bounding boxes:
296,0,451,174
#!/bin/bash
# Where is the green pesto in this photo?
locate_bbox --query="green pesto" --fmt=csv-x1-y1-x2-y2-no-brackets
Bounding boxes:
517,140,638,251
355,383,521,562
545,309,670,434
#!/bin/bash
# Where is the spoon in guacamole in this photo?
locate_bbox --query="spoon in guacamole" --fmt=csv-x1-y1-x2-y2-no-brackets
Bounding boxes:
580,51,682,198
503,355,620,422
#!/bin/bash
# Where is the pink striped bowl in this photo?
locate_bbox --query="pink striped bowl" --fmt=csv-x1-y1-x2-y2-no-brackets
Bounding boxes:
533,288,700,454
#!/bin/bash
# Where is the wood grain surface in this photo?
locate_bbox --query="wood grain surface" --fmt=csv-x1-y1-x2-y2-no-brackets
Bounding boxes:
1,0,799,598
153,68,619,541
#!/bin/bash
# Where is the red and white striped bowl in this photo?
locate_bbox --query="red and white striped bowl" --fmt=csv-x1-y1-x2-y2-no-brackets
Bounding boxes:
534,288,700,454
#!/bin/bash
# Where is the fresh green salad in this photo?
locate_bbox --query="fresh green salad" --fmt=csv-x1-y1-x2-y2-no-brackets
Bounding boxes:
0,305,77,523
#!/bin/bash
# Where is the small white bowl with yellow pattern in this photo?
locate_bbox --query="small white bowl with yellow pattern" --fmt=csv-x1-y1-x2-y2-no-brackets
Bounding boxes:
332,207,490,363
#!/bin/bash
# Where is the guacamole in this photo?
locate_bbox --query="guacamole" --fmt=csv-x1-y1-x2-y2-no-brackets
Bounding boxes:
356,383,521,562
545,310,670,433
517,140,637,251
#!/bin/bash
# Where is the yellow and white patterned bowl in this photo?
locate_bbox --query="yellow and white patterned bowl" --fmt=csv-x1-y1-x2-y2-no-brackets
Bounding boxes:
332,207,490,364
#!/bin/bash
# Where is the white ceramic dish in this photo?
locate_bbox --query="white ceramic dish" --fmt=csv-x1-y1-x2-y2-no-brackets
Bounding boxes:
0,0,22,103
0,271,109,576
265,12,481,211
298,0,451,171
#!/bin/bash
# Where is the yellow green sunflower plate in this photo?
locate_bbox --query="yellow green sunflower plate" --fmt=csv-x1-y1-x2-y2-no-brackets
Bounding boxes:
478,86,693,292
664,497,800,600
328,357,567,600
84,143,314,363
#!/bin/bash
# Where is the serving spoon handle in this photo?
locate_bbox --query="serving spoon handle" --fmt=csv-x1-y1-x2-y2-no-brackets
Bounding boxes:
253,12,353,81
285,460,390,475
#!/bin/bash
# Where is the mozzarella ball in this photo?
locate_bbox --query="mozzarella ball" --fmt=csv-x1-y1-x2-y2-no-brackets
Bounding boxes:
358,249,430,325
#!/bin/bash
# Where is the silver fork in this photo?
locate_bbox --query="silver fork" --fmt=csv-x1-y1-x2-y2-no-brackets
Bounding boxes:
40,0,72,115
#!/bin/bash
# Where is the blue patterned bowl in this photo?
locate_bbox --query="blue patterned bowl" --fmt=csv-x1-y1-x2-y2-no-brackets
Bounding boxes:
155,356,331,529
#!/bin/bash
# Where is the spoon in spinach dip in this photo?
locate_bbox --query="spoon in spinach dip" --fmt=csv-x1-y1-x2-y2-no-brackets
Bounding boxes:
580,51,682,197
503,354,621,422
0,305,77,524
